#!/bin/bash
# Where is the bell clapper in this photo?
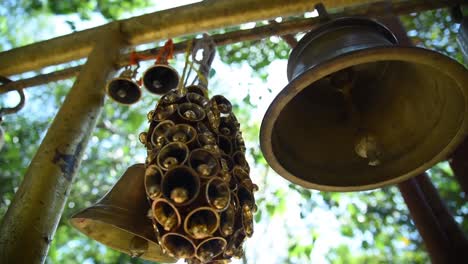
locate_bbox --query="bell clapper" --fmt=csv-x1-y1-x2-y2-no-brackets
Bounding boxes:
198,248,215,262
163,156,179,169
330,69,383,166
190,223,209,239
170,187,189,204
172,132,187,142
184,110,197,120
197,163,211,176
129,236,148,258
355,133,381,166
163,214,178,231
148,185,161,199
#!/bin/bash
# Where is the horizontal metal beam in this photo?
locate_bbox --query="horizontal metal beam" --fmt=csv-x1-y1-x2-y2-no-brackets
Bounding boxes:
1,0,464,94
0,0,380,76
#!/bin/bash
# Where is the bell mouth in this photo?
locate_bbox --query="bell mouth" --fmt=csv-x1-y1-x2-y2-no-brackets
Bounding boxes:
106,77,141,105
260,46,468,191
143,64,180,95
70,206,176,263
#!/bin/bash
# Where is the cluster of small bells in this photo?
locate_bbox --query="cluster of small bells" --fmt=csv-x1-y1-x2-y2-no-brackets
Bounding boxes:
138,84,258,263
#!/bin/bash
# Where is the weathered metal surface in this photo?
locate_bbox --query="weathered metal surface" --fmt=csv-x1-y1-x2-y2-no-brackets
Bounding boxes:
0,25,124,263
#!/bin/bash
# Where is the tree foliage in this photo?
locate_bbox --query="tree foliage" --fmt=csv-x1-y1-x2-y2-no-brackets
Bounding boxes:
1,2,467,264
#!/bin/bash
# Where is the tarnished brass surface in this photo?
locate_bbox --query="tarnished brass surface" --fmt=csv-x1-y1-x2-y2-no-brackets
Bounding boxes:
260,17,468,191
70,164,176,263
142,89,257,263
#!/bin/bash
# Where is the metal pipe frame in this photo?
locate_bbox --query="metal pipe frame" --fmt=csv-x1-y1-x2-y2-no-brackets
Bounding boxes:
0,0,380,76
0,0,464,94
0,24,125,263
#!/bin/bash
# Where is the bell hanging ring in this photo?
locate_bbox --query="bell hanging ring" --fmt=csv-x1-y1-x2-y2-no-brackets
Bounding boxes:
0,76,26,151
106,66,142,104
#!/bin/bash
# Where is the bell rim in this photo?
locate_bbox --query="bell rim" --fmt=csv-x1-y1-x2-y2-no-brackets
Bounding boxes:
105,77,142,105
69,206,177,263
142,64,180,95
260,46,468,192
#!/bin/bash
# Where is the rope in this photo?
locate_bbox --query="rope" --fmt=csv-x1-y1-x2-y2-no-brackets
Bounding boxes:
178,39,194,95
191,33,216,87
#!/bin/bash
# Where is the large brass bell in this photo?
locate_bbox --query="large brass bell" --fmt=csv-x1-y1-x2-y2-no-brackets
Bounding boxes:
143,64,180,94
70,164,176,262
106,67,142,104
260,17,468,191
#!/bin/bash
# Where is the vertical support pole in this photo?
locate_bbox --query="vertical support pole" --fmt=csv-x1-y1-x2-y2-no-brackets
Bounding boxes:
0,23,125,263
397,179,450,263
450,138,468,197
415,174,468,261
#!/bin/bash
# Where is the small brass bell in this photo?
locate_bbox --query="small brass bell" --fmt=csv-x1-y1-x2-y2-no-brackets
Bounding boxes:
161,166,200,205
196,237,227,262
70,164,176,262
186,84,208,97
152,198,182,231
184,207,220,239
161,233,196,259
143,64,180,94
189,148,220,178
260,17,468,191
205,178,230,211
106,67,142,104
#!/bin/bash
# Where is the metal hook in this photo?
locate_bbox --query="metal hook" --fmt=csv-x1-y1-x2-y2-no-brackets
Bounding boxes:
0,76,25,119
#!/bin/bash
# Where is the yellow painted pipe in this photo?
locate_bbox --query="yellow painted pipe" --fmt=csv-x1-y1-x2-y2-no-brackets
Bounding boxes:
0,24,125,263
0,0,377,76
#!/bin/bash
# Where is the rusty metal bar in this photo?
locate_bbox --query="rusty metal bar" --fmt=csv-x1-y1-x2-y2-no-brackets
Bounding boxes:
0,24,125,263
1,0,465,94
